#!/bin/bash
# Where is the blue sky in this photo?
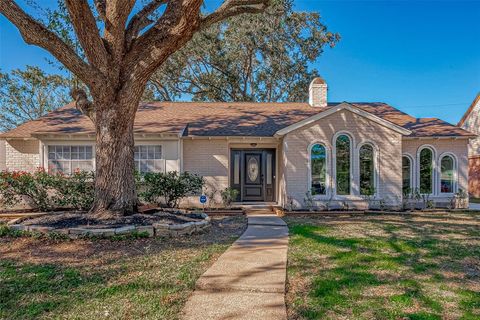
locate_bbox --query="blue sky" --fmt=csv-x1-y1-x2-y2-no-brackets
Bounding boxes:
0,0,479,124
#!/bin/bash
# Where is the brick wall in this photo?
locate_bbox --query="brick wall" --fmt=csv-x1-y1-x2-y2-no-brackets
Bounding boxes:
5,139,40,172
460,97,480,157
0,140,5,171
402,138,469,199
282,109,403,209
469,156,480,198
181,139,229,207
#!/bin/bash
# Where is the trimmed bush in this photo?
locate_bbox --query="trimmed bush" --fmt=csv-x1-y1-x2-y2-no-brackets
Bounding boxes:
0,168,94,211
140,171,204,208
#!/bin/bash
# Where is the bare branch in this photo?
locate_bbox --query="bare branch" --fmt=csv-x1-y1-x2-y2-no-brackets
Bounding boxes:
0,0,103,87
125,0,168,50
200,0,269,28
94,0,106,22
64,0,109,73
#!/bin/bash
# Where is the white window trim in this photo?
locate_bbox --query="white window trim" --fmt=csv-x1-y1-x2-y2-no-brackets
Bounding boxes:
416,145,437,196
307,142,331,200
356,141,379,198
332,131,357,199
438,152,458,195
134,142,166,173
402,153,415,192
43,141,96,172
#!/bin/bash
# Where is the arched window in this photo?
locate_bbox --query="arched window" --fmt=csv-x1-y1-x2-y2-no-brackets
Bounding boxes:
359,144,375,195
311,144,327,195
402,156,412,194
419,147,434,194
440,155,456,193
336,134,351,195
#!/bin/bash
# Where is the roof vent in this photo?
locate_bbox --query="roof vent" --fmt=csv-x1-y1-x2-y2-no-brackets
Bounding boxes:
309,77,327,107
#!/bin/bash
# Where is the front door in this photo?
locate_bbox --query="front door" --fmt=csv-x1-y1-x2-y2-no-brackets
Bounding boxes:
230,149,276,202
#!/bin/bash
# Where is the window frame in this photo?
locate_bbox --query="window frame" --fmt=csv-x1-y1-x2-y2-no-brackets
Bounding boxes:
307,142,331,199
332,131,355,197
134,143,165,174
438,152,457,195
357,142,378,197
416,145,437,196
401,153,415,194
44,142,96,174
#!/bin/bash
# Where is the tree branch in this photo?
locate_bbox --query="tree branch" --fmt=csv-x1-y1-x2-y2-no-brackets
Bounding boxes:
200,0,269,29
64,0,109,73
94,0,106,22
0,0,103,88
71,88,95,121
125,0,168,50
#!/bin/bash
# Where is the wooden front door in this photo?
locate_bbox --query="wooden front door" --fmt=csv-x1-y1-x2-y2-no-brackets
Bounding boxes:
230,149,276,202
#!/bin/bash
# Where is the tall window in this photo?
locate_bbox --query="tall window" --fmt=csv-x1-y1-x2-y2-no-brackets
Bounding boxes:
402,156,412,194
134,145,163,174
311,144,327,195
419,148,433,194
336,135,351,195
359,144,375,195
48,145,94,174
440,155,455,193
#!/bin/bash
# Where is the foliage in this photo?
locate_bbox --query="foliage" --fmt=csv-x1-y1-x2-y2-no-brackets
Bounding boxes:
220,188,239,208
148,0,339,102
0,66,69,131
140,171,204,208
0,168,94,211
205,186,220,209
285,195,297,212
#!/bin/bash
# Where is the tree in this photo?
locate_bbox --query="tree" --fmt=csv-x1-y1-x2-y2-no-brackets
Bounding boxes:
0,66,69,131
0,0,270,217
148,0,339,102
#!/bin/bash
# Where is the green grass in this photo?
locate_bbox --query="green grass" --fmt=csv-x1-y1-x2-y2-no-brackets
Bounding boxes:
285,212,480,320
0,216,246,319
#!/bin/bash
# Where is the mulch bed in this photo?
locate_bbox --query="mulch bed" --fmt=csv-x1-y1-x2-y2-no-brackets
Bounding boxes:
20,211,205,229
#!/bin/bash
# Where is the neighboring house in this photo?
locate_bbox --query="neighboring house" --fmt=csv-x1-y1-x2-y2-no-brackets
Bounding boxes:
0,78,475,209
458,93,480,198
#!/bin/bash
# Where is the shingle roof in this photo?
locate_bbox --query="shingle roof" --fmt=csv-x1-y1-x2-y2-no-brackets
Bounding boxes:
0,101,475,139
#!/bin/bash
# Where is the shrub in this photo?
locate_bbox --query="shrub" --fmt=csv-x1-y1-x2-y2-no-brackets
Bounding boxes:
0,168,94,211
140,171,204,208
0,169,54,210
51,170,94,210
220,188,239,208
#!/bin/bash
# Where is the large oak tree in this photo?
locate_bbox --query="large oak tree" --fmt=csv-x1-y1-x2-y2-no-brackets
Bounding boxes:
0,0,269,217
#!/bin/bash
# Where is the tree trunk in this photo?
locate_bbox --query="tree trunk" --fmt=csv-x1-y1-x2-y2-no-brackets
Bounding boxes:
90,100,138,218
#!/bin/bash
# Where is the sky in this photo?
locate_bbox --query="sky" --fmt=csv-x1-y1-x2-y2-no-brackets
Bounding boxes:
0,0,479,124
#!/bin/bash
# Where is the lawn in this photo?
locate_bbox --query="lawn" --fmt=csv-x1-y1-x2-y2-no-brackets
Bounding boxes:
0,215,246,320
285,212,480,320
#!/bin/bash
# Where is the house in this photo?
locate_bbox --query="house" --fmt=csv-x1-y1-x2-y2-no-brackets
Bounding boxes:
458,93,480,198
0,78,475,209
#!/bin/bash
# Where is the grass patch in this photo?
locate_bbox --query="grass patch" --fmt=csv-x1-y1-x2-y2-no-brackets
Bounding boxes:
0,216,247,319
285,212,480,319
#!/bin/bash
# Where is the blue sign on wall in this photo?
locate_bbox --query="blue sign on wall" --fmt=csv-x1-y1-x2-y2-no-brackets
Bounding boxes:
199,195,207,204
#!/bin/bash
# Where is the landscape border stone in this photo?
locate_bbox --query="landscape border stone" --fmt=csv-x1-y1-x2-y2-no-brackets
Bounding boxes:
7,212,210,239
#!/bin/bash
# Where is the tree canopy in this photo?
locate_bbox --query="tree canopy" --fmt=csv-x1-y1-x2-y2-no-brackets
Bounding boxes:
147,0,339,102
0,66,69,131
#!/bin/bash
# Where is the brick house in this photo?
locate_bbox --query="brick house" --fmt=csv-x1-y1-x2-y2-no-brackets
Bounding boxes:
458,93,480,198
0,78,476,209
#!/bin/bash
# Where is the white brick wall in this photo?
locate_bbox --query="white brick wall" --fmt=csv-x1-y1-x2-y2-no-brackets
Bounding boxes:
5,139,40,172
282,109,403,209
460,97,480,157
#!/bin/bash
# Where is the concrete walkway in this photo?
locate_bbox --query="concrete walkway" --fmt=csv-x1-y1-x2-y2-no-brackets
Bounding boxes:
181,212,288,320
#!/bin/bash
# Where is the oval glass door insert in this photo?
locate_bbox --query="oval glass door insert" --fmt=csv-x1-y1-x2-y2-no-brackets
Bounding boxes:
247,156,259,182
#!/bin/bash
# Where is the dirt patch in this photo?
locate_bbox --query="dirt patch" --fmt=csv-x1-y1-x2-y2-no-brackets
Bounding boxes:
0,215,247,267
20,211,205,229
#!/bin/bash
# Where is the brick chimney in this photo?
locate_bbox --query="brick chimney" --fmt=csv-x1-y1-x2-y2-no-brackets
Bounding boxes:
308,77,327,107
